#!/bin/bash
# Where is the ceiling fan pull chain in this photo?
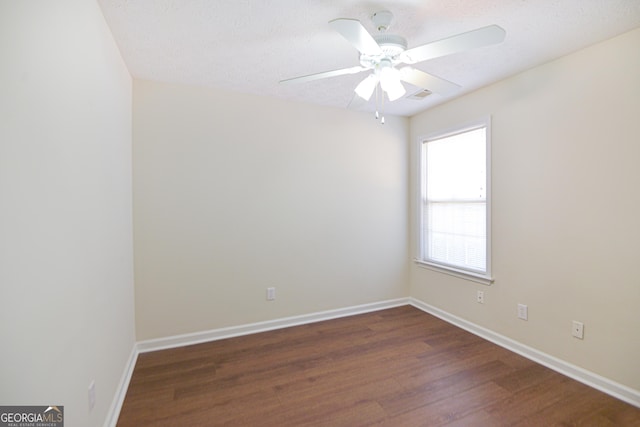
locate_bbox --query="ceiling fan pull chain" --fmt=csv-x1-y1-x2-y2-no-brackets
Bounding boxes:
375,83,380,120
381,90,385,124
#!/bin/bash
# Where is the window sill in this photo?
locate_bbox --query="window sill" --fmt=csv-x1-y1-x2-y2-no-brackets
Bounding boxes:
414,259,494,285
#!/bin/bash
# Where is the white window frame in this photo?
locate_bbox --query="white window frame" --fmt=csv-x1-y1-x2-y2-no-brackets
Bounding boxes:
415,117,493,285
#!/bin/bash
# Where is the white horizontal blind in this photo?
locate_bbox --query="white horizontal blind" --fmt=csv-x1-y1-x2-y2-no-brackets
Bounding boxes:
422,126,487,273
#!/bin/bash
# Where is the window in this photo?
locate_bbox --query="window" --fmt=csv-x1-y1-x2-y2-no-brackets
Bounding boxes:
417,119,492,283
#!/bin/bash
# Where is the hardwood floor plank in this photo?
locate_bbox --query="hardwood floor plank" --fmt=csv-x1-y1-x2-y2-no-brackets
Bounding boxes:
387,381,512,426
441,408,506,427
116,306,640,426
483,375,579,424
512,381,633,426
492,362,557,393
378,359,515,417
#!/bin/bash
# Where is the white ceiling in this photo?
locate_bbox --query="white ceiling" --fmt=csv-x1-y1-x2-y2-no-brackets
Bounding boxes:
98,0,640,117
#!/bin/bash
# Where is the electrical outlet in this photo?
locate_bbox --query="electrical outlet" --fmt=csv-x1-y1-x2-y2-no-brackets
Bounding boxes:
572,321,584,339
88,380,96,411
477,290,484,304
517,304,528,320
266,287,276,301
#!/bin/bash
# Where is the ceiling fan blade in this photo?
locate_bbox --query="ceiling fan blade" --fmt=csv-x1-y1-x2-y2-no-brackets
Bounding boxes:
399,67,461,96
329,18,383,55
400,25,506,64
279,66,367,85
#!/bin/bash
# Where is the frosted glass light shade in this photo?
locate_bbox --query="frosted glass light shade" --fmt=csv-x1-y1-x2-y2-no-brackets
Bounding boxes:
354,74,379,101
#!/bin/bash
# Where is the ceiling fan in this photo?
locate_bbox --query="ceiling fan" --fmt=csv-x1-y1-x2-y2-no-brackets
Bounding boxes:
280,10,506,117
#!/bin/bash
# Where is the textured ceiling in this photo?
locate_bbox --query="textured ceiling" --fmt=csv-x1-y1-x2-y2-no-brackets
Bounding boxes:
98,0,640,117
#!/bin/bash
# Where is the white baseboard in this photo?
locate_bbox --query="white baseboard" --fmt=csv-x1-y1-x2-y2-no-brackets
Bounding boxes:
104,345,138,427
409,297,640,409
137,298,410,353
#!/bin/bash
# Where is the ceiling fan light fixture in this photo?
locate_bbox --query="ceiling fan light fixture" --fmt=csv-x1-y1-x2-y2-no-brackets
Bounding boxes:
354,74,379,101
379,66,405,101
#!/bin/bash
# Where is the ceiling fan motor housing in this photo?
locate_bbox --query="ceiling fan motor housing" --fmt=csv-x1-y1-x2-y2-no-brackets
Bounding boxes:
374,34,407,57
360,33,407,69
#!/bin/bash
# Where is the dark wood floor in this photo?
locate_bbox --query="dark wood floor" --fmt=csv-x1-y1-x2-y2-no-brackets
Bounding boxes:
117,306,640,426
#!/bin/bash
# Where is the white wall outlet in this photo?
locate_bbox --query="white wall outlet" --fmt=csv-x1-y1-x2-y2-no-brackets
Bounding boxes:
517,303,528,320
572,320,584,339
477,290,484,304
88,380,96,411
266,287,276,301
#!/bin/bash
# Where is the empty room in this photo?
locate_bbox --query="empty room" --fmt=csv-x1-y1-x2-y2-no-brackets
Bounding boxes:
2,1,640,426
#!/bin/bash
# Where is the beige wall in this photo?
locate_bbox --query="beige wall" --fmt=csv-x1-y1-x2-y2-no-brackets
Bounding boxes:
133,80,409,340
409,28,640,391
0,1,135,426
